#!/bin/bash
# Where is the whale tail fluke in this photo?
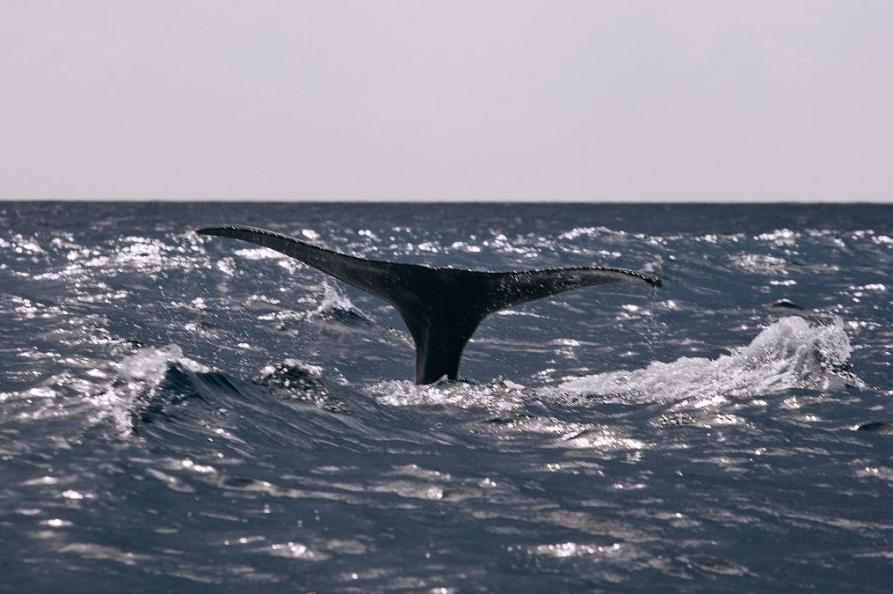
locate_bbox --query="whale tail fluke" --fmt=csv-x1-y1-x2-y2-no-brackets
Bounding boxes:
197,226,660,384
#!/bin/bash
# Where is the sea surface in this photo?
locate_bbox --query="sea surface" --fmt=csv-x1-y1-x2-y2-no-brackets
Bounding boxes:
1,202,891,592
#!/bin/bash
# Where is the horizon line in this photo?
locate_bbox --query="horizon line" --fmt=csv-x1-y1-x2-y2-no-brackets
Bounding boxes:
1,198,891,204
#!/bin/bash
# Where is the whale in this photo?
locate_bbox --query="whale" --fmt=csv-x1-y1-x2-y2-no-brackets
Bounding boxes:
198,226,661,384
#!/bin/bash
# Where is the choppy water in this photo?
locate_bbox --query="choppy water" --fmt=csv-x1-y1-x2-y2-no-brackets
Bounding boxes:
1,202,891,592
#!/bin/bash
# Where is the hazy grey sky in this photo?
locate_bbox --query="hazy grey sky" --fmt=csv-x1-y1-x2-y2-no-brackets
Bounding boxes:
1,1,890,201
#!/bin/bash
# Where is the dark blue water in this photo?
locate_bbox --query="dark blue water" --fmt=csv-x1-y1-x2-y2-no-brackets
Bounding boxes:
1,202,891,592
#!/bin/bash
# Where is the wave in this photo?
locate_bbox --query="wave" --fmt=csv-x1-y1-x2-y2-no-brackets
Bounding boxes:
369,317,858,417
255,359,346,413
553,316,858,405
90,344,219,433
97,346,355,435
81,317,859,440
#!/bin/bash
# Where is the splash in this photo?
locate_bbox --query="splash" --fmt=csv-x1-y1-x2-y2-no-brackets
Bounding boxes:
256,359,346,412
258,359,324,388
307,282,373,324
367,377,529,413
553,316,857,405
91,344,209,434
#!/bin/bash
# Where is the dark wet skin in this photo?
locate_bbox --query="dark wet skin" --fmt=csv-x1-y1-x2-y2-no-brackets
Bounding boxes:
198,226,660,384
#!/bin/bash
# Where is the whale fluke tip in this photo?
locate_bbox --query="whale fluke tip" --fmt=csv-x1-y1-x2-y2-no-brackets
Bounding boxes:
197,226,234,236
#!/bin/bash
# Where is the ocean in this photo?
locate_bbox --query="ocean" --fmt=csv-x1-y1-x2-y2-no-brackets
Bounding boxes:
1,202,891,592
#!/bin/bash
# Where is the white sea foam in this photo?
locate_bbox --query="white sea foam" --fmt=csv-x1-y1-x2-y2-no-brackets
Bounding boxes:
369,317,856,415
367,378,528,413
552,317,855,405
90,344,208,433
259,359,324,381
559,226,627,240
754,228,800,246
730,253,788,275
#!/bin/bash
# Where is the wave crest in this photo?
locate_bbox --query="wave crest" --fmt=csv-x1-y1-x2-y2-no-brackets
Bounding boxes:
553,316,857,404
92,345,212,433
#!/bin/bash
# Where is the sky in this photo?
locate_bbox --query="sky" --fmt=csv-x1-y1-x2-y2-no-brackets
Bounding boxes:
0,1,891,201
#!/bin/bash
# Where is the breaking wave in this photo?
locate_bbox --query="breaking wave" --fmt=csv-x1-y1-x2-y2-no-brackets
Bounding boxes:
553,316,857,404
89,344,213,434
